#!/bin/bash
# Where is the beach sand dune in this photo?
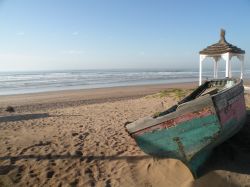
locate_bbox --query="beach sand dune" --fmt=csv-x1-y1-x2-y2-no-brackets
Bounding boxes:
1,85,250,186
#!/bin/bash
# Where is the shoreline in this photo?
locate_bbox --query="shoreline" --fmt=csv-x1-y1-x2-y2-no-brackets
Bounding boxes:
0,81,196,113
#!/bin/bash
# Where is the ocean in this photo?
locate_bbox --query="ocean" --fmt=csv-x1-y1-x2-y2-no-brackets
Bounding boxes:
0,69,246,95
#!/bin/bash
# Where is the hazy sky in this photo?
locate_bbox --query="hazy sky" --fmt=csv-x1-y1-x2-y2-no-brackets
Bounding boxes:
0,0,249,71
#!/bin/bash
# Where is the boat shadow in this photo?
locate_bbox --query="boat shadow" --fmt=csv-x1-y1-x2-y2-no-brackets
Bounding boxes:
198,110,250,176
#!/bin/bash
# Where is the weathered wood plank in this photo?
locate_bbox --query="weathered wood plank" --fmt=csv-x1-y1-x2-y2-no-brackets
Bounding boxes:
126,95,215,134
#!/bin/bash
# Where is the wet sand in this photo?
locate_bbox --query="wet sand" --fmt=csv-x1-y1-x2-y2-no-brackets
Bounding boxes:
1,82,250,187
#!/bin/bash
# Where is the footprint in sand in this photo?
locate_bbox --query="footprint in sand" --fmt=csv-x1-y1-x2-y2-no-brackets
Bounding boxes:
79,132,89,141
105,179,112,187
72,132,78,137
85,156,94,163
49,160,56,166
88,128,96,133
75,150,83,156
84,167,96,187
12,165,25,183
84,167,93,175
29,170,37,178
19,141,52,155
70,179,79,186
46,170,54,179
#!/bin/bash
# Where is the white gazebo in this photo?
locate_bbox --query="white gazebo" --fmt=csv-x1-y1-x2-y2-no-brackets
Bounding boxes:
199,29,245,85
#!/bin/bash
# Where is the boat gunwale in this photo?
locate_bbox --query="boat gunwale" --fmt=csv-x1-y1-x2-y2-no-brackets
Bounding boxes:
125,78,243,134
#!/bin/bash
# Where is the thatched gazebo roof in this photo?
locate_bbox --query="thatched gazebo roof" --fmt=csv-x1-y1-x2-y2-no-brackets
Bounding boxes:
198,29,245,85
199,29,245,55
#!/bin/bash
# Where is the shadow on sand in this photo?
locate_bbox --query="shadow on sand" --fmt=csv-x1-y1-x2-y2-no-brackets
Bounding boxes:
0,154,152,164
0,113,84,123
0,113,50,123
198,110,250,176
0,165,18,175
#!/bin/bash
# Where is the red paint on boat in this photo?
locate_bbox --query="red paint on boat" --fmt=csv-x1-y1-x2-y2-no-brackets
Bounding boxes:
133,107,215,136
218,93,246,125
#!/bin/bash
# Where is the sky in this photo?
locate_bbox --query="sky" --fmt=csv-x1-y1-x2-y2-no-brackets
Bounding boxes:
0,0,249,71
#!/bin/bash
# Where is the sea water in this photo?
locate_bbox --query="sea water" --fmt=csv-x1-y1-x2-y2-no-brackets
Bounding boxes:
0,69,245,95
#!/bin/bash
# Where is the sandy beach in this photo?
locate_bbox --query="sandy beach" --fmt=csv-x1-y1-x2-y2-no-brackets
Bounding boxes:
1,82,250,187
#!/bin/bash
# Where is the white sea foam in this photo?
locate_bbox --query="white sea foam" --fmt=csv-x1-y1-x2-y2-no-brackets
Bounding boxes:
0,69,246,95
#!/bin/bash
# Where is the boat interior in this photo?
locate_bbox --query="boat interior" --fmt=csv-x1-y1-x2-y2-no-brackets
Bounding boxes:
154,78,239,118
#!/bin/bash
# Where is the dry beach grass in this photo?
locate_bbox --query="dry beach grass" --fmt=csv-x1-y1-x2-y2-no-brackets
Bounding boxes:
1,83,250,187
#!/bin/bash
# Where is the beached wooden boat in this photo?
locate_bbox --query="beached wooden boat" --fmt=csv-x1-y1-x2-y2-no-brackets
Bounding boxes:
125,78,246,174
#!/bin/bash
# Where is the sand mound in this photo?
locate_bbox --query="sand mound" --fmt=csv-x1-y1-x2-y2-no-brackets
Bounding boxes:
128,158,194,187
193,171,240,187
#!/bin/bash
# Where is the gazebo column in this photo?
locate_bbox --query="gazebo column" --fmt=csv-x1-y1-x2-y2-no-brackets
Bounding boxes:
241,56,244,79
199,57,202,85
199,55,206,85
213,60,217,78
229,53,233,78
213,56,220,79
229,60,232,78
237,54,245,79
222,53,230,78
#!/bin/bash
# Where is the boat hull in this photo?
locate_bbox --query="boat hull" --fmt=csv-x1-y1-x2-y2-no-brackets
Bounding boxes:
126,79,246,174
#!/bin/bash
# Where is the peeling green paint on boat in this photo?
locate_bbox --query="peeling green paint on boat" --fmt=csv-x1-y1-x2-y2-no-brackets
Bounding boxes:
188,116,246,173
134,114,220,161
133,113,246,174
